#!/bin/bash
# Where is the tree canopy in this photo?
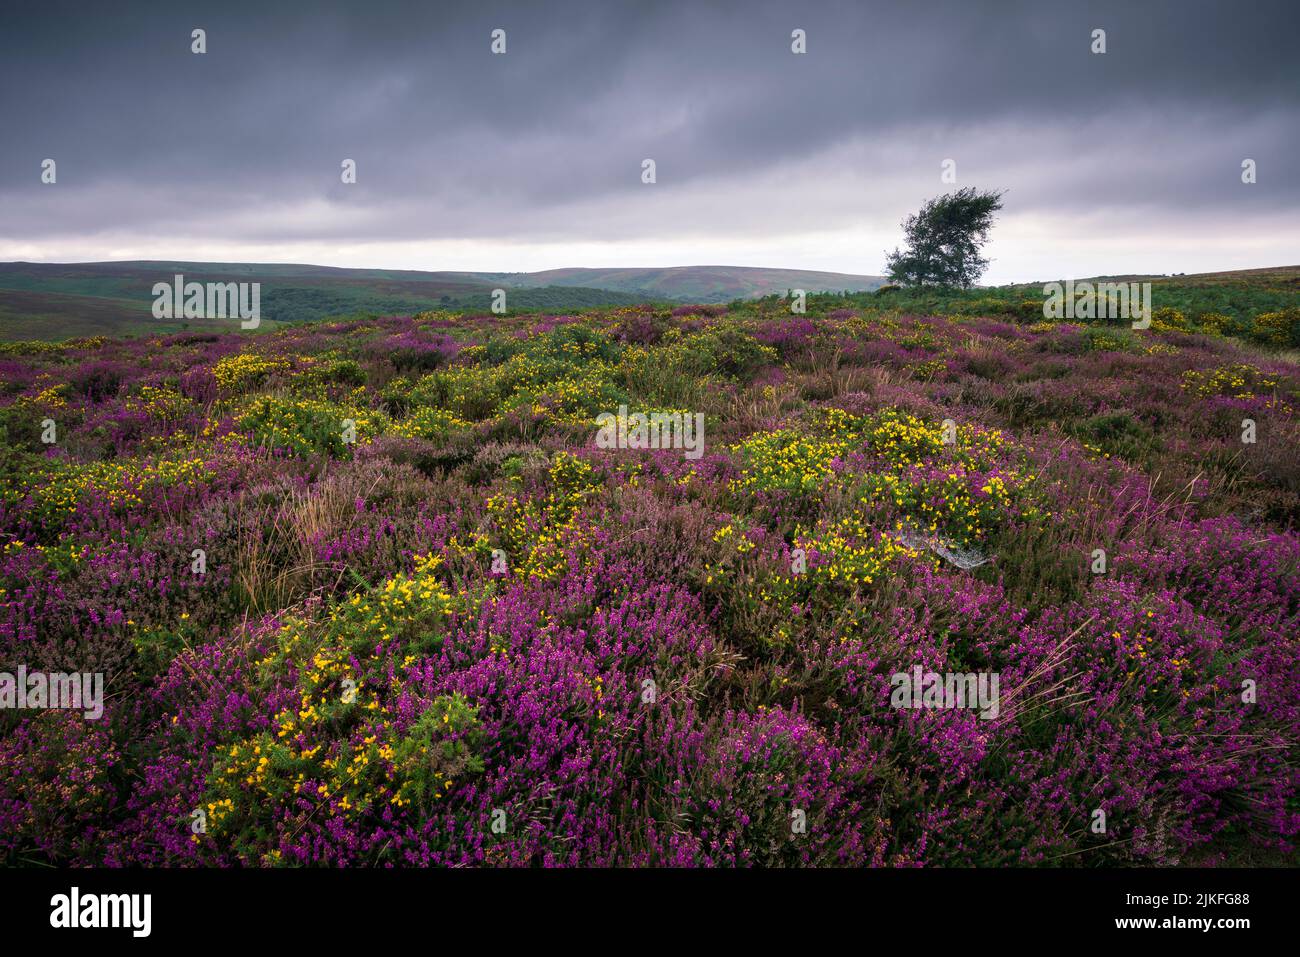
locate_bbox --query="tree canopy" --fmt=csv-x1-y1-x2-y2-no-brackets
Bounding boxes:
885,187,1004,288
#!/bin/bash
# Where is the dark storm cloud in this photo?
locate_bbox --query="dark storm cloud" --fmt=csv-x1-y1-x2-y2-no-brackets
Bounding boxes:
0,0,1296,265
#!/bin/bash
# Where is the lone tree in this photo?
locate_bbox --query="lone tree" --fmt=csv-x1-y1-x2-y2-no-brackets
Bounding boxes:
884,187,1004,288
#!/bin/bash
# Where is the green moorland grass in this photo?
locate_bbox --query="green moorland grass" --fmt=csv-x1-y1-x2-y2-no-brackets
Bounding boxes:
3,263,1295,346
0,280,657,341
817,266,1300,347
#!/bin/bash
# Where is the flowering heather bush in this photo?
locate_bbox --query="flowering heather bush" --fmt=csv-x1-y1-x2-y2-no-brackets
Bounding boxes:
0,300,1297,867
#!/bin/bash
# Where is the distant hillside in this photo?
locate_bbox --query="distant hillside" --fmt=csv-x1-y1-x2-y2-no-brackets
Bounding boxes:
819,263,1300,345
0,261,888,341
995,265,1300,289
0,261,651,341
470,265,887,301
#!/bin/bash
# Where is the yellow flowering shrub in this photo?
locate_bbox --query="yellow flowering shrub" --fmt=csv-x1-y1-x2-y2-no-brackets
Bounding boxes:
1150,306,1189,332
704,514,923,646
22,455,212,523
125,385,195,424
1251,308,1300,347
731,428,855,495
196,555,483,857
1181,364,1278,399
236,393,387,457
327,553,456,655
1194,312,1235,336
391,406,471,441
213,353,292,394
486,452,600,579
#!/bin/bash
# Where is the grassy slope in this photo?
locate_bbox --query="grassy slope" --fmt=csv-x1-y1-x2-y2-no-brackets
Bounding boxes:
0,262,654,340
0,261,889,341
1,261,1293,343
484,265,888,300
847,265,1300,336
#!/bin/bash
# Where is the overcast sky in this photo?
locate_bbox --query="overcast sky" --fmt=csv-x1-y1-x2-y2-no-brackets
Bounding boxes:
0,0,1296,282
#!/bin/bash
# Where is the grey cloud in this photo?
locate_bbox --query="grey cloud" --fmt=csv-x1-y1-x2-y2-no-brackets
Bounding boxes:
0,0,1296,266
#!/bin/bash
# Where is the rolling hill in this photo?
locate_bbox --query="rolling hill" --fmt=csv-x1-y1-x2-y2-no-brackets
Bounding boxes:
0,261,888,341
0,261,646,341
467,265,888,301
